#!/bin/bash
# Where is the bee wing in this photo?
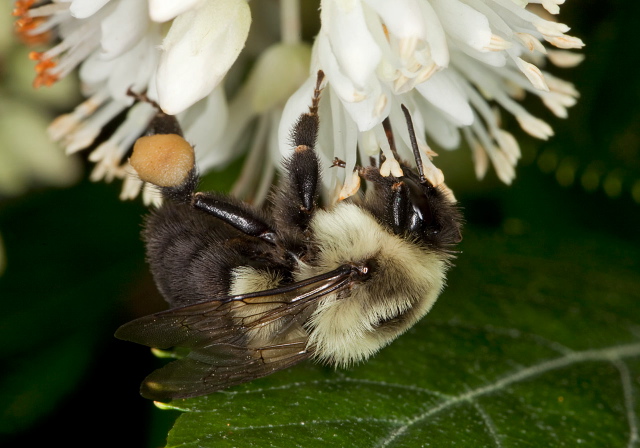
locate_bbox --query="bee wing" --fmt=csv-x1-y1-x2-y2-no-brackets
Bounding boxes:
139,341,309,400
115,265,355,400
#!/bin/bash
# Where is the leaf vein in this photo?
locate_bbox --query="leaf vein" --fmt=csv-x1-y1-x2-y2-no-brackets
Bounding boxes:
472,400,503,448
230,417,404,432
377,341,640,447
210,377,447,399
613,359,639,448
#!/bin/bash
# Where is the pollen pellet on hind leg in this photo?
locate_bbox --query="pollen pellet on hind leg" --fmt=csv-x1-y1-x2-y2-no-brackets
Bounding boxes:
130,134,195,187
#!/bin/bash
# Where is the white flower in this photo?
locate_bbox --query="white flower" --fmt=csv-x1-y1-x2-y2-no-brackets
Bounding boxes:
155,0,251,115
14,0,253,203
280,0,584,189
14,0,583,202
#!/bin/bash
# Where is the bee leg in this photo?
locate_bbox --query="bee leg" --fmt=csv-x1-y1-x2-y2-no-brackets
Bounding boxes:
190,192,280,245
130,115,280,246
151,172,280,245
273,71,325,235
192,71,326,244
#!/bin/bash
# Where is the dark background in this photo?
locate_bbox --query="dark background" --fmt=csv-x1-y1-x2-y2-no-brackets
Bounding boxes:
1,1,638,446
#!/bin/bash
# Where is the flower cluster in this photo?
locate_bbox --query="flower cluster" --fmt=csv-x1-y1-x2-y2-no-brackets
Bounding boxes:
14,0,583,203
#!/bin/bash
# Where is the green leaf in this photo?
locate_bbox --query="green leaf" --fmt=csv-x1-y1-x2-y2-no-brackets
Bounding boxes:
154,222,639,447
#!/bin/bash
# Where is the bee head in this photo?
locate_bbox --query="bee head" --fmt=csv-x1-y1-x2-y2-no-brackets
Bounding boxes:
398,172,463,249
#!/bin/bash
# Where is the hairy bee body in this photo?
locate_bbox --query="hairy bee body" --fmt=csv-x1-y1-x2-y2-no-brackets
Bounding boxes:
117,73,462,400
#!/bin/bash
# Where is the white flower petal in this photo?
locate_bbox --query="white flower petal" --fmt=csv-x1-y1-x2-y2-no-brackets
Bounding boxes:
415,99,461,149
329,87,359,176
416,71,474,126
488,148,515,184
540,0,564,15
148,0,205,22
69,0,111,19
543,34,585,50
547,50,585,68
339,170,361,201
182,86,229,165
460,0,513,37
373,123,404,177
364,0,425,40
120,170,143,201
416,0,449,67
142,182,163,207
464,128,489,180
107,35,159,103
197,87,253,171
278,76,317,156
458,46,507,67
422,158,445,186
79,51,117,85
316,33,366,103
430,0,492,52
321,0,381,88
156,0,251,115
358,129,379,156
100,0,149,60
515,57,549,91
515,32,547,54
494,129,520,164
516,113,554,140
340,82,390,131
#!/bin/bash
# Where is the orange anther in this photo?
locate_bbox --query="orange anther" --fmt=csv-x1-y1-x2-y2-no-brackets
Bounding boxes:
16,17,51,46
12,0,36,17
35,59,56,74
15,17,33,29
33,72,59,89
18,29,52,46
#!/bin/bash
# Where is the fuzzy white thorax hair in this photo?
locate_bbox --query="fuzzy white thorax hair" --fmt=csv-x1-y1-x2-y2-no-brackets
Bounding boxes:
300,202,448,368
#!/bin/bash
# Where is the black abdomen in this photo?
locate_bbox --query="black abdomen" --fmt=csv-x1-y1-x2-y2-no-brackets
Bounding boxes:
143,203,285,307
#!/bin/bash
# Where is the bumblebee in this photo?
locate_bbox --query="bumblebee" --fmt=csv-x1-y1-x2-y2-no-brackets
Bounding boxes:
116,72,462,401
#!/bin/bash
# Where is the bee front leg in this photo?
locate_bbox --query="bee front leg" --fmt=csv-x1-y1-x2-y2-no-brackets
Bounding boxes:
273,71,325,237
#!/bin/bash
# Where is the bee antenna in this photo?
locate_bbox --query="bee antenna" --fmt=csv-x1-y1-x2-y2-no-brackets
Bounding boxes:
309,70,326,116
381,117,401,162
400,104,426,184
